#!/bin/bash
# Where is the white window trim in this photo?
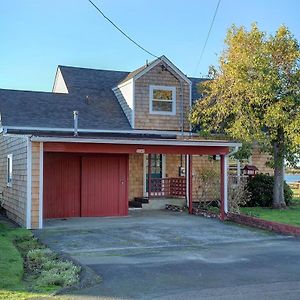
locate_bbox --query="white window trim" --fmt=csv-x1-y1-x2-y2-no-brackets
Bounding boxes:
7,154,13,187
149,85,176,115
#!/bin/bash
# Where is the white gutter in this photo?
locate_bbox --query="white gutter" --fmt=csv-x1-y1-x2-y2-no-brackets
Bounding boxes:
3,126,194,137
30,135,242,148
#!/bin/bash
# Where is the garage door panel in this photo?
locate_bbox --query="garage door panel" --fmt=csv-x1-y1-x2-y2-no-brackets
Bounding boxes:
43,153,81,219
81,155,128,217
44,153,128,219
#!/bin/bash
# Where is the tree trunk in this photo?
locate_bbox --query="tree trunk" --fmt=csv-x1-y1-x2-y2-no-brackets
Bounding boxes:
272,130,286,209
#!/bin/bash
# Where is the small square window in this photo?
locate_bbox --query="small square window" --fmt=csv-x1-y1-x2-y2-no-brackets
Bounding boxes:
149,85,176,115
7,154,13,187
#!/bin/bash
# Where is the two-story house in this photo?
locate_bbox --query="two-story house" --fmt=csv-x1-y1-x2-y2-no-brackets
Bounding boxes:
0,56,241,229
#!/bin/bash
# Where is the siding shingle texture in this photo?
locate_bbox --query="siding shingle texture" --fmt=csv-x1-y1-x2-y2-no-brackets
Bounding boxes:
0,135,27,226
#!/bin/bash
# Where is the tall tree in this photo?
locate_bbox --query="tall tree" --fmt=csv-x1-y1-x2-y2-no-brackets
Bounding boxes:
190,24,300,208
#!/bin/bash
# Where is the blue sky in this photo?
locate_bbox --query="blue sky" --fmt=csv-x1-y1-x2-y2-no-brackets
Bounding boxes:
1,0,299,91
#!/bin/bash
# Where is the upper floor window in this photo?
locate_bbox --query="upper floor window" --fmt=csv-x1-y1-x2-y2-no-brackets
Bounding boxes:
149,85,176,115
7,154,13,187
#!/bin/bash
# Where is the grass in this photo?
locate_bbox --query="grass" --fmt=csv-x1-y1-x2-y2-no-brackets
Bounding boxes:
0,223,50,299
240,198,300,227
0,221,80,300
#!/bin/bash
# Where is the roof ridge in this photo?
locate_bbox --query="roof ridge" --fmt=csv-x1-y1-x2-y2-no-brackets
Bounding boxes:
58,65,130,74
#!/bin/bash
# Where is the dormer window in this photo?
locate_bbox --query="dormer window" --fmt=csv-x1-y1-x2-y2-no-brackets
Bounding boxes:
149,85,176,115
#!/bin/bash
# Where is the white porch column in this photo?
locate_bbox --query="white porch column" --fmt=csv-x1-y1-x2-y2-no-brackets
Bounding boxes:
185,154,189,208
224,155,229,214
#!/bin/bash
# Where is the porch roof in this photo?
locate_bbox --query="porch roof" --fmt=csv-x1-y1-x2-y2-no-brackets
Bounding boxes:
31,135,241,155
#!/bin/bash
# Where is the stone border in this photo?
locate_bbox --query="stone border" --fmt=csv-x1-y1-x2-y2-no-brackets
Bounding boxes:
192,208,300,237
228,213,300,237
192,208,219,219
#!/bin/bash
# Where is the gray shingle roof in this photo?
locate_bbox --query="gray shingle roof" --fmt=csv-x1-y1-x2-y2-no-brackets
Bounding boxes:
58,65,129,94
117,64,148,85
0,88,131,130
0,64,205,131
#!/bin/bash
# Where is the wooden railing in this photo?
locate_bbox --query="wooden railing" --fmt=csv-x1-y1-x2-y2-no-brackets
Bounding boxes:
149,177,186,198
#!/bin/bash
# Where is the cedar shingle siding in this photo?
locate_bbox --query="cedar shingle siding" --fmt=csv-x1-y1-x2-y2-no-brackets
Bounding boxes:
134,64,191,131
0,135,27,226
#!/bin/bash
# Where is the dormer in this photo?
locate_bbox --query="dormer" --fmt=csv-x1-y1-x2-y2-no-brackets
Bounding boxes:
113,56,192,131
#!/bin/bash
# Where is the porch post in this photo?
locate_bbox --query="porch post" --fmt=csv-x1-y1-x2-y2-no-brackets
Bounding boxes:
188,154,193,214
220,154,228,221
148,154,152,199
185,155,189,208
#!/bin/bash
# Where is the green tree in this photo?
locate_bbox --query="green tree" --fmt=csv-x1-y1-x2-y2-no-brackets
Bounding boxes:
190,24,300,208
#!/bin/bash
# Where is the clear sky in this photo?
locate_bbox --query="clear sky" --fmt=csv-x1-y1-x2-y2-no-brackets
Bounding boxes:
1,0,299,91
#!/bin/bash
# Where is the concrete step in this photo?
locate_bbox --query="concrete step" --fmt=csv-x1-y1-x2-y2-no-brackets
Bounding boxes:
129,201,142,208
142,198,186,210
134,197,149,204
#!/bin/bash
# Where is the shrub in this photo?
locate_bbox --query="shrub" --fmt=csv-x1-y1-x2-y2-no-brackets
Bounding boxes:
27,248,57,272
228,177,251,213
26,248,81,290
36,264,81,288
194,165,220,204
246,174,293,207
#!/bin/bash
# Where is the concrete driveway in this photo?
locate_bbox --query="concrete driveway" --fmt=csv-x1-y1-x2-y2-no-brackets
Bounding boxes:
34,210,300,300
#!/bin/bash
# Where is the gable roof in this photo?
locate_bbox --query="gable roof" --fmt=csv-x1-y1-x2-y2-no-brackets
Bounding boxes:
118,56,192,86
0,60,205,132
118,64,148,85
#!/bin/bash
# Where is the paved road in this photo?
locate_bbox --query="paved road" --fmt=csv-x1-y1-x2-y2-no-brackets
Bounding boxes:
35,210,300,300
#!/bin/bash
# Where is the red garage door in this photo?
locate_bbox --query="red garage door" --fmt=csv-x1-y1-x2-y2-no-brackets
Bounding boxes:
81,155,128,217
43,153,128,219
43,153,81,218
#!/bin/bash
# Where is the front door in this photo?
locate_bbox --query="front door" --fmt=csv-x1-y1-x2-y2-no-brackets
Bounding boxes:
144,154,165,195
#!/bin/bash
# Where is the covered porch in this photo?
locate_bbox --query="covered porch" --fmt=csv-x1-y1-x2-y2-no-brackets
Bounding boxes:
30,135,241,229
134,152,230,220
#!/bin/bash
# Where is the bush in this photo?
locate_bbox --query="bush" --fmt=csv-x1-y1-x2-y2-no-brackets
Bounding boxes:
26,248,81,290
228,177,251,213
246,174,293,207
36,264,80,288
27,248,57,272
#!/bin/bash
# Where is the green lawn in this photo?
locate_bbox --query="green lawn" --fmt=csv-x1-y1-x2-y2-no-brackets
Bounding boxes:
0,223,51,300
0,220,81,300
241,198,300,227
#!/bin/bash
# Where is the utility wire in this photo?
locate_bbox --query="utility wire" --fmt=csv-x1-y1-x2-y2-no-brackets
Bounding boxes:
194,0,221,76
88,0,159,59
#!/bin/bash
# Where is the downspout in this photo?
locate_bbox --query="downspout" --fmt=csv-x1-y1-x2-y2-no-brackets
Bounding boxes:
228,146,239,157
179,79,184,137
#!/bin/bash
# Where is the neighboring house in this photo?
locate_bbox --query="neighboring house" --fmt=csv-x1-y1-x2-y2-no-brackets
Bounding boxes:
0,55,243,229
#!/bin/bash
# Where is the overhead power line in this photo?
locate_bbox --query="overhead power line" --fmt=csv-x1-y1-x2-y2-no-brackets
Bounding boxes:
194,0,221,76
87,0,159,59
